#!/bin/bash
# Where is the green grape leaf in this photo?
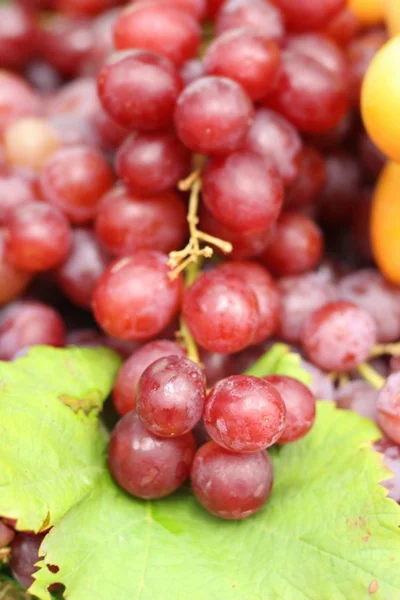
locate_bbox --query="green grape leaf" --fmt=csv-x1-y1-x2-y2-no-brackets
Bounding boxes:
245,343,312,386
0,346,121,533
31,403,400,600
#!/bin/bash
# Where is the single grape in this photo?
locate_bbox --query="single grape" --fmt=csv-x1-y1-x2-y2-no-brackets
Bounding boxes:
97,50,183,130
0,231,32,306
261,212,324,276
322,7,360,47
374,438,400,503
285,145,326,210
0,71,40,136
5,202,72,273
202,150,283,233
301,359,335,400
0,3,36,70
49,114,100,149
216,0,284,44
191,441,273,519
182,270,260,354
266,50,348,134
301,301,378,372
277,274,337,344
46,77,98,118
137,355,206,436
216,261,280,344
113,340,186,415
285,34,347,79
95,185,188,256
11,533,46,590
264,375,316,443
377,373,400,445
115,131,191,196
3,117,62,172
56,228,110,309
40,145,113,224
203,28,280,101
0,172,37,225
336,380,378,422
108,412,196,499
174,76,254,155
204,375,286,452
244,108,303,187
274,0,345,31
0,520,15,547
93,252,184,340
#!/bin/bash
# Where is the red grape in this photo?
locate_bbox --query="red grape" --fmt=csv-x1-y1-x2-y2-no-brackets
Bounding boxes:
347,30,388,107
182,270,260,353
336,380,378,422
261,212,324,276
266,50,348,134
5,203,71,273
191,441,273,519
11,533,45,590
202,151,283,233
137,355,206,436
374,438,400,503
0,301,66,361
244,108,303,187
204,375,286,452
93,252,184,340
0,4,36,71
301,301,377,372
49,114,100,149
115,131,191,195
95,185,188,256
216,261,280,344
285,33,347,80
274,0,345,32
203,28,280,101
0,172,37,225
0,232,32,306
264,375,316,443
301,359,335,400
138,0,207,21
0,72,40,136
108,411,195,499
113,2,201,67
199,349,233,388
377,373,400,445
55,0,117,17
285,145,326,209
40,145,113,224
180,58,205,86
56,228,110,309
317,152,362,224
216,0,285,44
322,7,360,47
46,77,98,118
174,76,254,155
97,50,183,130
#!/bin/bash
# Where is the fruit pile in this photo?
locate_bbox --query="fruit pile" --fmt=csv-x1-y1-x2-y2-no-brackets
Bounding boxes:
0,0,400,594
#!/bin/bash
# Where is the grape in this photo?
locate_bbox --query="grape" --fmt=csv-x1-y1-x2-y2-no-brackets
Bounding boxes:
113,340,186,415
56,228,110,309
95,185,188,256
338,269,400,343
216,0,284,44
274,0,345,32
261,213,324,277
97,50,183,130
264,375,316,443
180,58,205,86
216,261,280,344
91,105,129,151
40,145,113,224
277,274,337,344
358,131,386,180
46,77,98,118
5,203,72,273
113,3,201,67
204,375,286,452
49,114,100,149
317,152,362,224
3,117,62,172
244,108,303,187
25,61,62,93
174,76,253,155
84,8,119,75
0,301,66,361
199,206,272,260
336,380,378,422
93,252,183,340
202,151,283,233
205,0,224,19
301,301,378,372
0,520,15,547
0,172,36,225
0,234,32,306
301,359,335,400
11,533,45,590
285,34,347,80
377,373,400,445
0,4,36,71
55,0,117,17
266,50,348,134
108,411,195,499
137,355,206,436
199,349,233,388
347,30,388,107
0,71,40,136
374,438,400,504
138,0,207,21
115,131,191,196
182,270,260,354
285,145,326,210
322,7,360,47
203,28,280,101
191,441,273,519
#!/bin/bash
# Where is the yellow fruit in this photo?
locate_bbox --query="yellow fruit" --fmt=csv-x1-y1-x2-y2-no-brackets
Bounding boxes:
361,36,400,162
385,0,400,35
348,0,384,25
371,161,400,284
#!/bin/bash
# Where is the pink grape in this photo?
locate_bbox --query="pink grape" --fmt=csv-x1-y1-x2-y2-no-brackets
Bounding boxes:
377,373,400,445
336,380,378,422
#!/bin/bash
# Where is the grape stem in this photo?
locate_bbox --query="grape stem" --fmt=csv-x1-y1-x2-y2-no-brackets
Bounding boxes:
357,362,385,390
178,318,200,365
370,343,400,358
167,170,233,281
